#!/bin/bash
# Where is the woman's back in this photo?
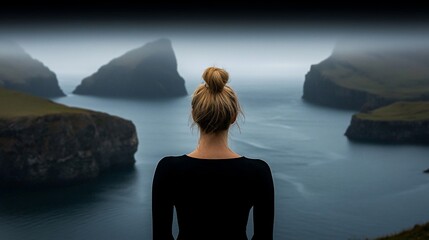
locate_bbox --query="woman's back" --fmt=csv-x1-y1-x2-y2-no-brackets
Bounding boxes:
152,155,274,240
152,67,275,240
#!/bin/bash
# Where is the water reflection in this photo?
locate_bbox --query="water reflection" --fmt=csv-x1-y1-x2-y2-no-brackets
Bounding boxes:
0,167,138,216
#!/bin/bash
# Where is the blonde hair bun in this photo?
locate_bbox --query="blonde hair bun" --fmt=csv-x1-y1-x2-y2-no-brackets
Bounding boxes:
202,66,229,93
192,66,242,134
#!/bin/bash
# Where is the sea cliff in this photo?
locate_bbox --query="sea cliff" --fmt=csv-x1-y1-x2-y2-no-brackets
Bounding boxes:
73,38,187,98
345,101,429,144
0,87,138,187
303,64,393,110
303,45,429,111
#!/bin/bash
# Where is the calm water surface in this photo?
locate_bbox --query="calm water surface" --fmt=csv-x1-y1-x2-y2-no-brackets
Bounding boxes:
1,78,429,240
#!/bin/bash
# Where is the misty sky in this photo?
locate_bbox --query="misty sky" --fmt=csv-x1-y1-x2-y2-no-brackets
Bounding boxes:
2,23,429,84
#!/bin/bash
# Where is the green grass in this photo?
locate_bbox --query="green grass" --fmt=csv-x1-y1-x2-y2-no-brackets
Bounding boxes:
355,101,429,121
0,87,89,118
375,222,429,240
319,49,429,99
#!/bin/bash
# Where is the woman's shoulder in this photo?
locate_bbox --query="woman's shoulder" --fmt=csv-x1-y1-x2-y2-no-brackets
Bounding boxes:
157,155,184,166
154,155,185,174
241,157,272,172
241,158,273,183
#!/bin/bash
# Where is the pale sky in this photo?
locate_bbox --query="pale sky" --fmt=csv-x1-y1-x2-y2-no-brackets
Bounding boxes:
2,23,428,85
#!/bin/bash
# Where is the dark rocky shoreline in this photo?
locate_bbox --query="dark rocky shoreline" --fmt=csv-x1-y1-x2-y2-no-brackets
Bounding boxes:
345,115,429,144
344,102,429,144
0,88,138,187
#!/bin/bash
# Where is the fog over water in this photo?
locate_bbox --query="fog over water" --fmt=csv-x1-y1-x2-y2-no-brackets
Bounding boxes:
2,23,428,87
3,23,427,82
16,35,332,82
3,23,429,83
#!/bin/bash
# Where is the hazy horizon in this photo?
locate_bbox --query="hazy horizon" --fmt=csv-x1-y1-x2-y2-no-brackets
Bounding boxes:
2,23,428,86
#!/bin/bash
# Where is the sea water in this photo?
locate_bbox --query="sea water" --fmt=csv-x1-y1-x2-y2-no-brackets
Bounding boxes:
1,78,429,240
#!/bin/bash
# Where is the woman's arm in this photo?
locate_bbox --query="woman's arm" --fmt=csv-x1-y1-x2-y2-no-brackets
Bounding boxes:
252,161,275,240
152,158,175,240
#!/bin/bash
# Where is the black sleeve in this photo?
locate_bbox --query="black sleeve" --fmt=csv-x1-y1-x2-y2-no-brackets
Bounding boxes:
252,161,275,240
152,158,175,240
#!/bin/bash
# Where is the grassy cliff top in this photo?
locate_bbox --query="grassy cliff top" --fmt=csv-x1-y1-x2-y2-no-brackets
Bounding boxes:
318,48,429,99
355,101,429,121
0,87,88,118
375,221,429,240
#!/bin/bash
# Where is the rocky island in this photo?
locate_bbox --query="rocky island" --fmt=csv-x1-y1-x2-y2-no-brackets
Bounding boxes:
0,40,64,98
0,87,138,187
303,44,429,110
73,38,187,98
345,101,429,144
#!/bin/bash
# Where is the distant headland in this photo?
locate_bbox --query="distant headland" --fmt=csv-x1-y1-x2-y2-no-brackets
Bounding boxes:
303,43,429,111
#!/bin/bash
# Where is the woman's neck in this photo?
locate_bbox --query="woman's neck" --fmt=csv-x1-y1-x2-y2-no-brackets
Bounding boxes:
187,130,241,159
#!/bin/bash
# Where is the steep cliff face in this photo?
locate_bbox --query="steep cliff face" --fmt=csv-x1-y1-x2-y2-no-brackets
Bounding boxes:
345,116,429,143
0,88,138,187
303,64,394,110
73,38,187,98
345,102,429,144
0,40,65,98
303,45,429,110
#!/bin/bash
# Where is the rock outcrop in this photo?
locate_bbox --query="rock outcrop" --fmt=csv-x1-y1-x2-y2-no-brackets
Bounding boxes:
73,38,187,98
0,87,138,187
0,40,65,98
303,44,429,111
303,64,395,110
345,101,429,144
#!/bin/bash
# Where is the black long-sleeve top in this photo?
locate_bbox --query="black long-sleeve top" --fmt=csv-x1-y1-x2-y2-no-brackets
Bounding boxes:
152,154,274,240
